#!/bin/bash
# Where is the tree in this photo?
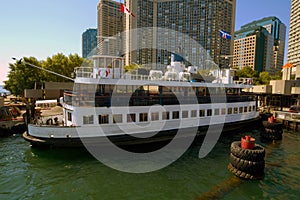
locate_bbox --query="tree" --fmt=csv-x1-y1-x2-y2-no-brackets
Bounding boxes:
41,53,87,82
124,63,139,73
257,71,271,85
4,53,91,96
236,66,258,78
4,57,44,96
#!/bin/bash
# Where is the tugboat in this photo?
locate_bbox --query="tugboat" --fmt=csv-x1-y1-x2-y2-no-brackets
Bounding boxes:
23,54,260,147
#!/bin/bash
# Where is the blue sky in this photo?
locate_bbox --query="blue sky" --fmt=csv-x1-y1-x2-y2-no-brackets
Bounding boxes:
0,0,291,85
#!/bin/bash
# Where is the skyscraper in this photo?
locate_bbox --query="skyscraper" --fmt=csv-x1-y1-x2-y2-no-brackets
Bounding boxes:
97,0,236,69
288,0,300,67
233,16,286,75
82,28,98,58
124,0,236,69
97,0,123,56
234,26,274,73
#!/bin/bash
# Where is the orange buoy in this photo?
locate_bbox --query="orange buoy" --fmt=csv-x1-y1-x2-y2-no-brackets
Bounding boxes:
241,136,255,149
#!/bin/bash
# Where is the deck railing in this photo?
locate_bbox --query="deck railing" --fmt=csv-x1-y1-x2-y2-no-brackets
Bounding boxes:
74,67,254,86
275,111,300,122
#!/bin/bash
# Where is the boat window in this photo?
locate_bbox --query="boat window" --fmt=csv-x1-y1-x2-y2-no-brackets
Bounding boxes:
173,111,180,119
67,112,72,121
182,111,189,118
113,114,123,124
139,113,148,122
234,108,238,114
151,112,159,121
207,109,212,116
253,106,256,111
228,108,232,115
249,106,252,112
239,107,243,113
215,109,220,116
83,115,94,125
244,107,248,113
191,110,197,118
127,114,136,123
221,108,226,115
200,110,205,117
162,112,170,120
99,114,109,124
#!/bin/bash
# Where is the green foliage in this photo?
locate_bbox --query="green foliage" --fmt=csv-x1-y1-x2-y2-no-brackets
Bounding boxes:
41,53,87,82
4,53,90,96
4,57,44,96
236,66,258,78
124,63,140,73
257,71,271,85
235,66,283,85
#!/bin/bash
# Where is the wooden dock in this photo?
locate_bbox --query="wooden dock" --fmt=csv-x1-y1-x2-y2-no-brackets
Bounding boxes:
274,111,300,131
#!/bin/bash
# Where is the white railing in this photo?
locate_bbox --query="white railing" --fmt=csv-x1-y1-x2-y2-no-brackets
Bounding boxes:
74,68,254,86
275,111,300,121
75,67,93,78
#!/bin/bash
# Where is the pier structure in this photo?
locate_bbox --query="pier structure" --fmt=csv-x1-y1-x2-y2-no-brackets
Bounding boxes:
274,111,300,131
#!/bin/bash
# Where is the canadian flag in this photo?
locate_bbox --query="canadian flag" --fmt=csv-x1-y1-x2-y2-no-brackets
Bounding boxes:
120,3,135,17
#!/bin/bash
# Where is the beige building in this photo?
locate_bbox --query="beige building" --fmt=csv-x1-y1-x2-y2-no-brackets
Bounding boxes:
288,0,300,67
234,17,286,75
233,35,257,70
97,0,124,56
233,26,274,73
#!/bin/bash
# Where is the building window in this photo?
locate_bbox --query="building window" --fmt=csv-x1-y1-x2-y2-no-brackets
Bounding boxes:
207,109,212,116
239,107,243,113
221,108,226,115
162,112,170,120
99,114,109,124
234,108,238,114
173,111,179,119
191,110,197,118
139,113,148,122
151,112,159,121
127,114,136,122
200,110,205,117
182,110,189,118
215,109,220,116
83,115,94,125
67,112,72,121
113,114,123,124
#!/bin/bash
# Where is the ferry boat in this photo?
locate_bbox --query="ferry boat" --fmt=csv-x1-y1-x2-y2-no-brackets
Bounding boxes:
23,55,260,147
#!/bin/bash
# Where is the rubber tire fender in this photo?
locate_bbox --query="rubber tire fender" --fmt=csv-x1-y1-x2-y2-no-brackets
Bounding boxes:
230,141,265,162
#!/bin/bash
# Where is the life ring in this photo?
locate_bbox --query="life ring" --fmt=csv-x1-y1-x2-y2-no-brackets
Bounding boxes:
105,69,110,77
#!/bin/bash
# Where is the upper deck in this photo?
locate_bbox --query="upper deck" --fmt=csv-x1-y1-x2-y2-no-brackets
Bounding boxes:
74,55,253,89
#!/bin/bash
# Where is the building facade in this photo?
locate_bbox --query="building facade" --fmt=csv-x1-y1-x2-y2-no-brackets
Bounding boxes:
124,0,236,69
233,27,274,73
234,16,286,75
288,0,300,67
82,28,98,58
97,0,236,69
97,0,124,56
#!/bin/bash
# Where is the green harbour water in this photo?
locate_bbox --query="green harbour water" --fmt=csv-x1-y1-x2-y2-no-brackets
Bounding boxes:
1,129,300,200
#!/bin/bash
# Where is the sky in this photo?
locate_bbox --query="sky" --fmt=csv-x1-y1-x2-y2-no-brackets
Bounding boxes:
0,0,291,85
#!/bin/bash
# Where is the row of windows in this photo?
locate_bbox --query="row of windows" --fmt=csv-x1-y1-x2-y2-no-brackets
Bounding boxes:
79,105,256,125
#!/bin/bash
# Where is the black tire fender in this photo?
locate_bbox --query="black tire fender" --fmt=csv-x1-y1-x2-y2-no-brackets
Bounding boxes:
230,141,265,162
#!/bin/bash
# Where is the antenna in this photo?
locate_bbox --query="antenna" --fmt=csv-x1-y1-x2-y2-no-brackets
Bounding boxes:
12,58,74,82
